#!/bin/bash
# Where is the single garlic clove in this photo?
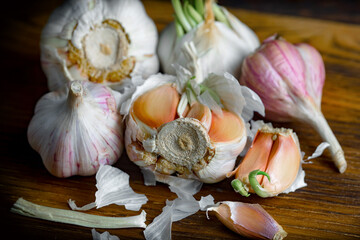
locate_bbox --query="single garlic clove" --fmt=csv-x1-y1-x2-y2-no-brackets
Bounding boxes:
132,84,180,129
208,201,287,240
185,102,212,130
208,110,246,143
232,124,302,197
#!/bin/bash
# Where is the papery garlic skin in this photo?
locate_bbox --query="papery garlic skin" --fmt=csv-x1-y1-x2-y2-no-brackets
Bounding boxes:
41,0,159,91
240,35,347,173
207,201,287,240
28,81,123,177
158,0,259,77
230,123,303,197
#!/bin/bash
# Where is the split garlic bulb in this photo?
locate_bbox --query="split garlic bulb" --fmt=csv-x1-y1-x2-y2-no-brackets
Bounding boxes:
28,81,124,177
122,42,264,183
41,0,159,91
158,0,259,77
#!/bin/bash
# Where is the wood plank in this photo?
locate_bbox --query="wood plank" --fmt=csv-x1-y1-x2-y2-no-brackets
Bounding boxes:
1,1,359,239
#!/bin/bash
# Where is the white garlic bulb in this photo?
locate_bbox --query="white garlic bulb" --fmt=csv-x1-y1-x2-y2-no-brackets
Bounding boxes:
27,81,124,177
158,0,259,77
41,0,159,91
122,42,264,183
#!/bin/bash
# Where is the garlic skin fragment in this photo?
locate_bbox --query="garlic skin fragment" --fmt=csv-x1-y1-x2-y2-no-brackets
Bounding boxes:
207,201,287,240
27,80,123,177
240,35,347,173
158,0,259,77
41,0,159,91
230,123,303,197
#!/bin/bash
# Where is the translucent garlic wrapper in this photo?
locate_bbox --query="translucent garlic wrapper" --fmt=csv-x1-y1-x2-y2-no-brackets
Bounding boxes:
122,43,264,183
158,0,259,77
240,35,347,173
41,0,159,91
27,81,124,177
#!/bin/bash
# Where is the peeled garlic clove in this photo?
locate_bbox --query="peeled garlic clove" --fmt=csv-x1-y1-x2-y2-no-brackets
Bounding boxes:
185,102,212,130
27,80,123,177
208,201,287,239
158,0,259,77
41,0,159,91
232,124,302,197
208,110,246,143
132,84,180,129
240,35,347,173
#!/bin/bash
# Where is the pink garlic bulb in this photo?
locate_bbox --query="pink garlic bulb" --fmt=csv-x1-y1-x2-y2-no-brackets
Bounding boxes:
27,81,124,177
240,35,347,173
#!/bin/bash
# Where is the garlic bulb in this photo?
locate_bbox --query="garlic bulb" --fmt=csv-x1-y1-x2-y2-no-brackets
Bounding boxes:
240,34,347,173
229,123,303,198
158,0,259,77
41,0,159,91
27,80,123,177
122,42,264,183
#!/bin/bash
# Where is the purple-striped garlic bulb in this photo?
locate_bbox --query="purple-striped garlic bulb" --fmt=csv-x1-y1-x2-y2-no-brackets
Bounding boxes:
240,35,347,173
27,80,124,177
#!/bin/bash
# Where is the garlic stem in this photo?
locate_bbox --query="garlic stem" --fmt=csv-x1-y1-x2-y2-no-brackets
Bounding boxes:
11,198,146,229
195,0,205,16
249,170,271,198
186,3,203,23
231,179,250,197
174,16,185,37
212,3,230,28
184,1,197,27
172,0,192,32
305,105,347,173
67,81,84,107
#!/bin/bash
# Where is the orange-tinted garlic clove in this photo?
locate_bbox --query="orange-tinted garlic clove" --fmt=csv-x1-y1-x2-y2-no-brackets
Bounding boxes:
185,102,212,130
232,125,302,197
132,85,180,129
209,201,287,240
208,110,246,143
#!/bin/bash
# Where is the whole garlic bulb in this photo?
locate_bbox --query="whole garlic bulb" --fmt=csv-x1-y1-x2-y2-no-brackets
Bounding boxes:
41,0,159,91
240,35,347,173
122,42,264,183
158,0,259,77
27,81,124,177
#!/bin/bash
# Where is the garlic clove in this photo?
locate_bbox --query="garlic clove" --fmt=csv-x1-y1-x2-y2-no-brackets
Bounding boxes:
262,130,301,196
231,124,302,197
233,131,273,185
208,110,246,143
185,102,212,130
132,84,180,129
208,201,287,240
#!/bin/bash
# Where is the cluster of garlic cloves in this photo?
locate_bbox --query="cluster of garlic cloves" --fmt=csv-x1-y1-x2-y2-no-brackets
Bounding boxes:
229,123,304,198
123,42,264,183
240,34,347,173
158,0,259,78
28,81,124,177
41,0,159,91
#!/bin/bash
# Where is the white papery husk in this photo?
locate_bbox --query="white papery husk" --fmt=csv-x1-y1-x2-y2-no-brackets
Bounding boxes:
91,229,120,240
27,80,123,177
69,165,148,211
158,6,259,77
123,59,264,183
41,0,159,91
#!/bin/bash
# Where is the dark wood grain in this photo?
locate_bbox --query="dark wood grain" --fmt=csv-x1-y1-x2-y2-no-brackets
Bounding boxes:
1,0,360,239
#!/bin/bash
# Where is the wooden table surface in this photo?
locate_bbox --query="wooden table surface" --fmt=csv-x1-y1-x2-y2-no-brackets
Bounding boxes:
1,0,359,239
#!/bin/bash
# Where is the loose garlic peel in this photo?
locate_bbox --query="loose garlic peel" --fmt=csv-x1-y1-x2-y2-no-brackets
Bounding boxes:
41,0,158,91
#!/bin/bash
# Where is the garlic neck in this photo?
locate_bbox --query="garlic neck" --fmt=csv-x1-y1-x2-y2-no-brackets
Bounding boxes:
67,80,84,107
204,0,215,25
